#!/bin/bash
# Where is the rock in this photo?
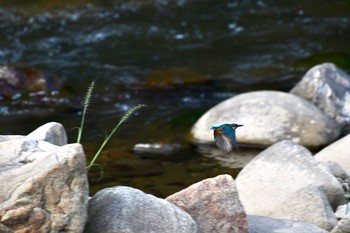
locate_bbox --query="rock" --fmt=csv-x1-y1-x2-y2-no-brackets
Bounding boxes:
315,134,350,177
133,143,187,156
0,122,67,146
0,140,89,233
248,215,329,233
320,161,350,193
235,140,344,231
331,214,350,233
290,63,350,134
335,204,350,219
0,64,61,100
0,135,25,143
84,186,197,233
27,122,67,146
191,90,340,148
166,174,249,233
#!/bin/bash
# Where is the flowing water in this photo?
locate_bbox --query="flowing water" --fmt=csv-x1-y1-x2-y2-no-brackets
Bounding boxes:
1,0,350,197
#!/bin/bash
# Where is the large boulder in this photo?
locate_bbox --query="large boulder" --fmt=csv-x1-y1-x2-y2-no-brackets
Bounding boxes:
166,174,249,233
0,139,89,233
315,133,350,176
290,63,350,134
84,186,197,233
191,90,340,148
235,140,344,231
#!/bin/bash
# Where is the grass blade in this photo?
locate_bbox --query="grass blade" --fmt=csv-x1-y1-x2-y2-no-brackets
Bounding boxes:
86,104,145,171
77,80,95,143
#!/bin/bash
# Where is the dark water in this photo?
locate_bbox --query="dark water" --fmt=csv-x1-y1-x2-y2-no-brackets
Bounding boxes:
1,0,350,197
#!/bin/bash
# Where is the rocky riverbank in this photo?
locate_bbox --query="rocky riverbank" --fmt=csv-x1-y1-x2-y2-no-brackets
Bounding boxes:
0,63,349,232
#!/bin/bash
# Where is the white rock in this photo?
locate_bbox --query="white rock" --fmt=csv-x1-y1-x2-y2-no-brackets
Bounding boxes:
191,90,340,148
315,133,350,176
235,140,344,231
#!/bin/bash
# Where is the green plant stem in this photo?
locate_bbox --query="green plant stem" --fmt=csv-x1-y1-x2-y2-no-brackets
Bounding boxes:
77,80,95,144
86,104,145,171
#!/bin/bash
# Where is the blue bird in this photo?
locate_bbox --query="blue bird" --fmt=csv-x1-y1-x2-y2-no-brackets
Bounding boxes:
211,123,243,152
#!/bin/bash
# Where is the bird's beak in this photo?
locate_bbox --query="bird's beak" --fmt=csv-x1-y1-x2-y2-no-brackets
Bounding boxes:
236,124,243,127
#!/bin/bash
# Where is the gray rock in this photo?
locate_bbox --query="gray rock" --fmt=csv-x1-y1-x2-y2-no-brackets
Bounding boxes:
27,122,67,146
235,140,344,231
166,174,249,233
84,186,197,233
0,122,67,146
290,63,350,134
0,140,89,233
331,214,350,233
335,204,350,219
320,161,350,193
248,215,329,233
315,133,350,177
191,90,340,148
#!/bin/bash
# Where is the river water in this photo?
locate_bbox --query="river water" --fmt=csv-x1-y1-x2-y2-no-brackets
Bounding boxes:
1,0,350,197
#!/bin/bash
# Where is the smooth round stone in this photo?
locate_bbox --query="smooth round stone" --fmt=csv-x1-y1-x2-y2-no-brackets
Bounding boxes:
191,90,340,148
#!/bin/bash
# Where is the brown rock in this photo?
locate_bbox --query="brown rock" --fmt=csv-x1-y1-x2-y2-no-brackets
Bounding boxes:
0,64,61,99
166,174,248,233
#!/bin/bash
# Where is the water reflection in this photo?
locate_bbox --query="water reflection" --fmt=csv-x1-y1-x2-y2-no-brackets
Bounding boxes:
197,144,261,170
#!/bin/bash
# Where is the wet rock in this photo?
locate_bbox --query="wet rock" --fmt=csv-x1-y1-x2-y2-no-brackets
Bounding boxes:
191,90,340,148
84,186,197,233
133,143,186,156
315,133,350,176
166,174,249,233
235,140,344,231
0,140,89,233
248,215,329,233
0,64,61,100
331,214,350,233
290,63,350,134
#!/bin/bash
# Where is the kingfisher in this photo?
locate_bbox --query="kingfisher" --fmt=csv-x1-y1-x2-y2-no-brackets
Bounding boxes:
211,123,243,152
